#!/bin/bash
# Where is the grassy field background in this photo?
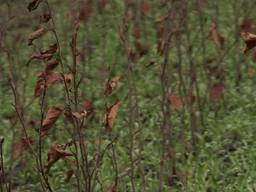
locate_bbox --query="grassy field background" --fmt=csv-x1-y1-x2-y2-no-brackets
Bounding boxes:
1,0,256,191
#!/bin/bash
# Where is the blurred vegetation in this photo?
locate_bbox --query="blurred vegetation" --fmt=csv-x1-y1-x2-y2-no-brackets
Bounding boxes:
1,0,256,191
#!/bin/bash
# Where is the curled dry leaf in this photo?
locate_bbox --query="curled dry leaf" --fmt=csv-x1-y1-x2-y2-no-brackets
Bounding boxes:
104,76,120,96
34,72,61,98
44,144,72,174
27,43,58,65
241,32,256,54
65,100,93,122
45,59,59,72
28,27,48,45
41,106,62,137
12,137,33,160
79,100,93,118
41,43,58,55
71,112,87,119
106,182,116,192
208,83,225,103
168,94,183,111
28,53,53,64
104,100,121,131
209,23,224,49
27,0,42,12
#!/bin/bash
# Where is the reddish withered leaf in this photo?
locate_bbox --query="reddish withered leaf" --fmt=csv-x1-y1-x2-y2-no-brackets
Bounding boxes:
104,76,120,96
79,0,92,23
104,100,121,131
188,90,196,105
28,53,53,64
64,110,74,123
34,72,61,98
80,100,93,115
12,137,33,160
208,83,225,103
41,43,58,55
106,182,116,192
142,1,150,15
27,0,42,12
44,144,72,174
98,0,109,11
241,32,256,54
240,18,253,33
209,23,224,49
135,41,149,57
68,100,94,121
28,27,48,45
39,72,61,85
168,94,183,111
27,44,58,64
34,79,45,98
45,59,59,72
41,106,62,137
133,26,141,40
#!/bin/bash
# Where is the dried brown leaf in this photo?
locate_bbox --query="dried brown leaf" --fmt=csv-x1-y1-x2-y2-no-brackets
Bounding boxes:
240,18,253,33
12,137,33,160
241,31,256,54
168,94,183,111
28,27,48,45
41,43,58,55
44,144,72,174
79,0,92,23
45,59,59,72
209,23,224,49
80,100,93,116
104,76,120,96
34,72,61,98
106,182,116,192
41,106,62,137
142,1,150,15
27,0,42,12
104,100,121,131
208,83,225,103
